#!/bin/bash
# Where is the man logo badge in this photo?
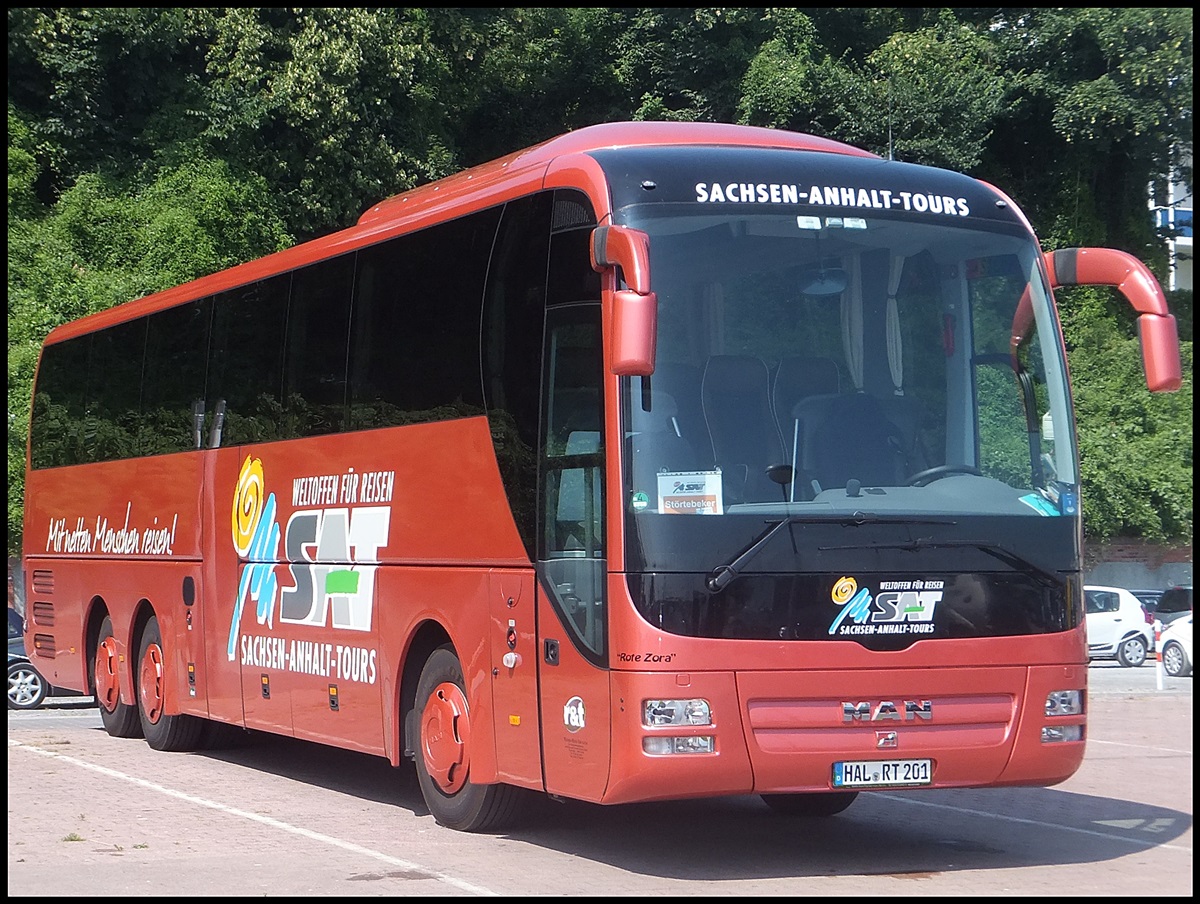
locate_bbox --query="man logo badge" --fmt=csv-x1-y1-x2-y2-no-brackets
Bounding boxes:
876,730,898,749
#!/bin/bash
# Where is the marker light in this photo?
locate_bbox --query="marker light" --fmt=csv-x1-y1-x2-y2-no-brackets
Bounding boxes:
1041,725,1083,743
643,699,712,727
642,736,715,756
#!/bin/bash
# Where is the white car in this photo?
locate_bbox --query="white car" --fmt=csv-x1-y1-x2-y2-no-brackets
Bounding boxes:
1084,585,1154,668
1158,615,1192,678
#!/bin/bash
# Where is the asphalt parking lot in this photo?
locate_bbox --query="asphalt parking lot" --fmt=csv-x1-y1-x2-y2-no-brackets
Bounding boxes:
8,656,1191,897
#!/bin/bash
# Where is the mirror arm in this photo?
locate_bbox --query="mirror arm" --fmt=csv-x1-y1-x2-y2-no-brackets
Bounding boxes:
591,226,651,295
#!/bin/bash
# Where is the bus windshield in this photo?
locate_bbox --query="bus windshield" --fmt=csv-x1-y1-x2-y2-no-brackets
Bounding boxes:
619,205,1078,573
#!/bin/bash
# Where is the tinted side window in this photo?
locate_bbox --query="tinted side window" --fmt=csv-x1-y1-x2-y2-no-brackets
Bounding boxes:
209,276,290,445
143,298,211,454
285,254,356,438
30,338,91,469
482,193,555,556
348,208,500,430
87,318,147,463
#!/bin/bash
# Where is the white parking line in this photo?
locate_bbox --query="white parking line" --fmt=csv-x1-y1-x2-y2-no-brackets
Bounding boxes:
1086,737,1192,755
878,792,1192,853
8,738,499,896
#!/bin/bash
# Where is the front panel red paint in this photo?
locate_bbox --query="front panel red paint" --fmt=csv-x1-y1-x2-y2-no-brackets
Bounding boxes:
600,580,1086,802
537,586,612,803
488,570,543,788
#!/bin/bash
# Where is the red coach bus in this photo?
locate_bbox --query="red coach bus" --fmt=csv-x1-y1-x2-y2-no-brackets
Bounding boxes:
21,121,1181,831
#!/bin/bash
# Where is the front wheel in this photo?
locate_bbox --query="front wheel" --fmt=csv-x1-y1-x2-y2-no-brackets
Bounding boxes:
136,616,204,751
761,791,859,817
413,645,526,832
8,660,48,710
1115,635,1148,668
94,615,142,738
1162,640,1191,677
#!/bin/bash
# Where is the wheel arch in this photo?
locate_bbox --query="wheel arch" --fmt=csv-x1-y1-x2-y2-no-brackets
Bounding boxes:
395,620,454,766
84,594,166,706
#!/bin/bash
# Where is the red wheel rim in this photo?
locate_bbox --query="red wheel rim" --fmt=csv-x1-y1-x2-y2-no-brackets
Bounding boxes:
95,636,121,712
138,641,165,725
420,681,471,794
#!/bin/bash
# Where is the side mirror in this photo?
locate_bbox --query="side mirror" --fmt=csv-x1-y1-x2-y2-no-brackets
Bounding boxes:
1044,248,1182,393
592,225,657,376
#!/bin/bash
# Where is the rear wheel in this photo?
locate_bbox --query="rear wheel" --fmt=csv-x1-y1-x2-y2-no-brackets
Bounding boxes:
136,617,204,751
94,616,142,738
414,645,526,832
1116,634,1148,668
8,660,48,710
761,791,859,817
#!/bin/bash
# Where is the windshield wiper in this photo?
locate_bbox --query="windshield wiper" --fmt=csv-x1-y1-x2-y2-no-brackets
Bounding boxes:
707,517,801,593
819,537,1059,587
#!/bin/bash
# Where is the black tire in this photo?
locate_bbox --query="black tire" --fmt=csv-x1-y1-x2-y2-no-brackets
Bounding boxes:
94,615,143,738
413,645,526,832
1162,640,1191,678
8,660,48,710
761,791,859,817
136,617,205,752
1115,634,1148,668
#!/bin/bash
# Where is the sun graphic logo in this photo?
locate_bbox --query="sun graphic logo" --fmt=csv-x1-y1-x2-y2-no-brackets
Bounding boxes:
227,455,282,660
831,575,858,604
232,455,266,554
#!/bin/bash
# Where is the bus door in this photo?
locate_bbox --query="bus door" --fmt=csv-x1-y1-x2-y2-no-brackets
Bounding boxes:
536,306,612,801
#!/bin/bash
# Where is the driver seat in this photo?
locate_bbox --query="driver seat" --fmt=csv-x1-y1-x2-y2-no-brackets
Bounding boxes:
802,392,910,493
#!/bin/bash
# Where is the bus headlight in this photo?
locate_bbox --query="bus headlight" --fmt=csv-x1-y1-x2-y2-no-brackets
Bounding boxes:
1044,689,1083,717
1042,689,1083,743
643,698,712,727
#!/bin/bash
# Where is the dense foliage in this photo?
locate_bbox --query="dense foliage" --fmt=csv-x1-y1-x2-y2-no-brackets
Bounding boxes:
7,7,1193,554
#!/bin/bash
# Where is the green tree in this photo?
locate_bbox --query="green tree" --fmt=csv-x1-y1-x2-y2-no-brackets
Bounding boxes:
1059,286,1193,543
742,9,1010,172
611,8,775,122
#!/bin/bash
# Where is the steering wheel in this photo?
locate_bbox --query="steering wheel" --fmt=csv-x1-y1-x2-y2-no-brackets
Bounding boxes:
906,464,982,486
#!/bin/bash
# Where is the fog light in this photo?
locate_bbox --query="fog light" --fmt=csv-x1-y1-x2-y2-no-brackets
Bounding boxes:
643,698,712,727
1041,724,1083,743
642,735,715,755
1044,689,1083,717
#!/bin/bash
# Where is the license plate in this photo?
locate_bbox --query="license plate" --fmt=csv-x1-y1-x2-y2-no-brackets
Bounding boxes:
833,758,932,788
